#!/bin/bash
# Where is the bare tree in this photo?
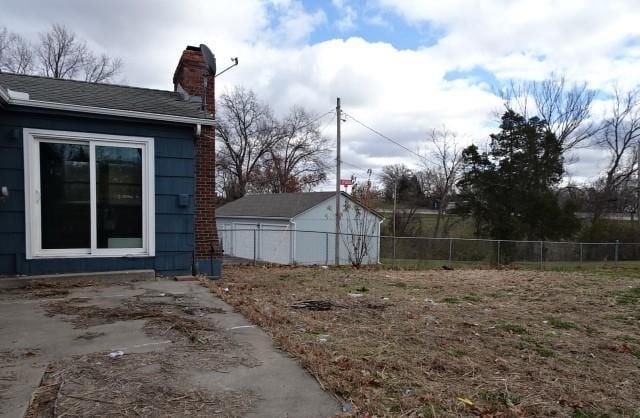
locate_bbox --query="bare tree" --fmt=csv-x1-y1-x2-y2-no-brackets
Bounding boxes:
0,27,34,74
259,106,331,193
1,24,121,82
591,88,640,222
216,87,281,200
499,73,598,152
419,127,463,237
341,170,379,267
82,53,123,83
37,24,122,82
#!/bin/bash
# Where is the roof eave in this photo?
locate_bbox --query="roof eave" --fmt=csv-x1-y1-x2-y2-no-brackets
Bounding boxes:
216,215,291,220
2,96,215,126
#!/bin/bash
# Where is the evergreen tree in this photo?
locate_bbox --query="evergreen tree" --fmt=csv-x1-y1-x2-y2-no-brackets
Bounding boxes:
455,110,579,240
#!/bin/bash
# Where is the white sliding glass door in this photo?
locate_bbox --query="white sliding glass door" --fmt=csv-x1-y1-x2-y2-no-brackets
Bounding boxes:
24,129,155,259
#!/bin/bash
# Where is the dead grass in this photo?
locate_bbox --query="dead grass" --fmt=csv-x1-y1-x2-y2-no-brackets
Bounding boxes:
209,266,640,417
25,354,256,418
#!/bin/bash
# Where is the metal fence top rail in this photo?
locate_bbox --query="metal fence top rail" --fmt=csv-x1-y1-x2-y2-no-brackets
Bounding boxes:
215,227,638,245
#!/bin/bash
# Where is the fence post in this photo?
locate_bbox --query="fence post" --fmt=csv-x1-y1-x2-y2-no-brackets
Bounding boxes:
253,229,257,265
392,236,397,270
448,238,453,268
615,240,619,264
325,233,329,265
579,242,583,266
497,240,501,267
539,241,544,270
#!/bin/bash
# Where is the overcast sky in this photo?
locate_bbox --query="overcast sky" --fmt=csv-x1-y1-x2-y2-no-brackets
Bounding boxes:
3,0,640,188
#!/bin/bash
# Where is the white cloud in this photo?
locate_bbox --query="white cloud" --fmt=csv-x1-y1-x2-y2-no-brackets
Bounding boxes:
375,0,640,88
332,0,358,32
3,0,639,185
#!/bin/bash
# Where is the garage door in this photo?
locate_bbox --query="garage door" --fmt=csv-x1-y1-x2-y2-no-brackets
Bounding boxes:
260,225,290,264
232,223,258,260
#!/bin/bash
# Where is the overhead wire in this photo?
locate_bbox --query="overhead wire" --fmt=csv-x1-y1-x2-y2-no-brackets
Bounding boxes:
342,110,425,161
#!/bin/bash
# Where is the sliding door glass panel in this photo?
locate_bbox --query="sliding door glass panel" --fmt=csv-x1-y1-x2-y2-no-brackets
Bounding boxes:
39,142,90,249
96,146,143,249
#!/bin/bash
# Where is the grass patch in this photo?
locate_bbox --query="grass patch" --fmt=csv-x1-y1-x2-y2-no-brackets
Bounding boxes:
614,287,640,305
477,388,521,408
462,293,482,302
497,323,528,335
442,297,460,304
518,336,554,357
548,318,580,330
572,410,609,418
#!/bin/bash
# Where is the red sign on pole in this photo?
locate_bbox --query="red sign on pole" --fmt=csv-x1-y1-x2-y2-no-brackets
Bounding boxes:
340,179,352,186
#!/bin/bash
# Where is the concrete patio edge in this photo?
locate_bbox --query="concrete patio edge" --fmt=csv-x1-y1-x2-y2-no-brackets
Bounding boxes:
0,269,156,290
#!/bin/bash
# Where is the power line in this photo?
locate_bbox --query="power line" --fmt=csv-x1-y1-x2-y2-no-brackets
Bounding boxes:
342,111,424,161
341,159,369,171
301,109,335,131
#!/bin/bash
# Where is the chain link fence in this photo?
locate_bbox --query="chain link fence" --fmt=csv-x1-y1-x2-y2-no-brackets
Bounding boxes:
218,227,639,270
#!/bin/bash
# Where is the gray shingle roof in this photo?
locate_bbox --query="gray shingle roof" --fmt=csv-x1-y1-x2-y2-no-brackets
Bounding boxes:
0,72,208,119
216,192,338,219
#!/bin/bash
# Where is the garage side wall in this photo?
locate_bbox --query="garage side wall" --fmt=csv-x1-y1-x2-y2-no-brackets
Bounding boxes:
293,195,381,265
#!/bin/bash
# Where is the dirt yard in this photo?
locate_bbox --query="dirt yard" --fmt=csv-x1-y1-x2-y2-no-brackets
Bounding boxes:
210,266,640,417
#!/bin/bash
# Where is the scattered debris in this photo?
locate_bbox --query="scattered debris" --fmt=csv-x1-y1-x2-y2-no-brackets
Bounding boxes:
50,352,257,417
23,363,63,418
107,350,124,358
291,300,333,311
226,325,257,331
347,293,363,298
74,331,106,341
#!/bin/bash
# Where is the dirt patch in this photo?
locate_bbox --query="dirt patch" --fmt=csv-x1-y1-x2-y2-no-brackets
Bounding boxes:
210,266,640,417
24,353,256,418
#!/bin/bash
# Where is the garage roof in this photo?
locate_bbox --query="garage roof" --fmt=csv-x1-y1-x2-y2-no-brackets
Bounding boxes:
217,192,337,219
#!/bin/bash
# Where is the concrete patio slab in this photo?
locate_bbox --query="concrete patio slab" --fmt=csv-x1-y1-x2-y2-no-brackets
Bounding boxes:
0,279,340,417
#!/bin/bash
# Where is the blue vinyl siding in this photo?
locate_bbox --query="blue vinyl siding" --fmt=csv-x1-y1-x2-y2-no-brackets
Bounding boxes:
0,109,196,275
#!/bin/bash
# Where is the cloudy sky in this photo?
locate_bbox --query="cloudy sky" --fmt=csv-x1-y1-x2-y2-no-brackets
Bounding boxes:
3,0,640,188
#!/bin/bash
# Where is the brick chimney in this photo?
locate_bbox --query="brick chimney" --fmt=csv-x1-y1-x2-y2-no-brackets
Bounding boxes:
173,45,221,275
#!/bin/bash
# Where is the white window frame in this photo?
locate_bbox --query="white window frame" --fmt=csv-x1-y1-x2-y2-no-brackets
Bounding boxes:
23,128,155,259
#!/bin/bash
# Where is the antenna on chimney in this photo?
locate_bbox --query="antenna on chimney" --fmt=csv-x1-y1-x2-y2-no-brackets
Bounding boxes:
215,57,239,78
199,44,239,112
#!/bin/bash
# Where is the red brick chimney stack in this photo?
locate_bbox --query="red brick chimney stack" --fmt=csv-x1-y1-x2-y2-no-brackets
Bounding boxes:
173,45,220,274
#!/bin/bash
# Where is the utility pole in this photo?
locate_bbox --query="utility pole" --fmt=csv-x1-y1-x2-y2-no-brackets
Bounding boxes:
637,142,640,224
335,97,341,265
392,180,397,269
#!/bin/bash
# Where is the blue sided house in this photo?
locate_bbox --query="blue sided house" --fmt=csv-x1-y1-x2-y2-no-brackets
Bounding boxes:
0,46,222,277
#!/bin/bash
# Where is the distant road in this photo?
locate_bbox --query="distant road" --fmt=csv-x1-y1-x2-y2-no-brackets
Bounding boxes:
375,208,636,221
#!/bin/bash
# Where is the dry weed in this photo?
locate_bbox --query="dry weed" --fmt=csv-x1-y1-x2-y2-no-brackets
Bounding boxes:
210,266,640,417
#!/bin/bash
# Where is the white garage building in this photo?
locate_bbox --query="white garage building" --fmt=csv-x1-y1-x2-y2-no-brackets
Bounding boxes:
216,192,383,265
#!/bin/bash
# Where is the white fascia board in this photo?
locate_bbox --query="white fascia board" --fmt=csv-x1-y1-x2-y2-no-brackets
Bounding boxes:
4,96,215,126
